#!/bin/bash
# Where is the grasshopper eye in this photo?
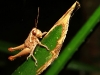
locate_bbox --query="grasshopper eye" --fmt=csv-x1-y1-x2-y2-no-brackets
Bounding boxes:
32,29,36,35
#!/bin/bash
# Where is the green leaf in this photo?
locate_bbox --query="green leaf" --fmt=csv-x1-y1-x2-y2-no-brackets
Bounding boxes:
45,4,100,75
12,25,62,75
11,1,80,75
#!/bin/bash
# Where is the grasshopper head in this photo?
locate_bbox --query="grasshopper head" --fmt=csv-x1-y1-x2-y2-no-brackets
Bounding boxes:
32,28,43,38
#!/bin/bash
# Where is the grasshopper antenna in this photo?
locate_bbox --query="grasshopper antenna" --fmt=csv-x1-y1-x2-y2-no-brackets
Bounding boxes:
35,7,39,28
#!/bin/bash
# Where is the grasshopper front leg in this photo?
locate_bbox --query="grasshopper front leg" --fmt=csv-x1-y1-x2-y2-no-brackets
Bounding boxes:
37,39,49,51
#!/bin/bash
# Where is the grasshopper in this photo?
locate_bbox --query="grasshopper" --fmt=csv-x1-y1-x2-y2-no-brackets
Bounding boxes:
8,7,49,66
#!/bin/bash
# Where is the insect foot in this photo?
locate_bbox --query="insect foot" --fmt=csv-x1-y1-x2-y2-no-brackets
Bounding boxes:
44,45,49,51
8,56,16,61
8,47,14,52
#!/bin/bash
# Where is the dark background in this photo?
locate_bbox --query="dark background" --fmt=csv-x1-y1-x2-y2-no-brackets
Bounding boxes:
0,0,100,75
0,0,82,44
